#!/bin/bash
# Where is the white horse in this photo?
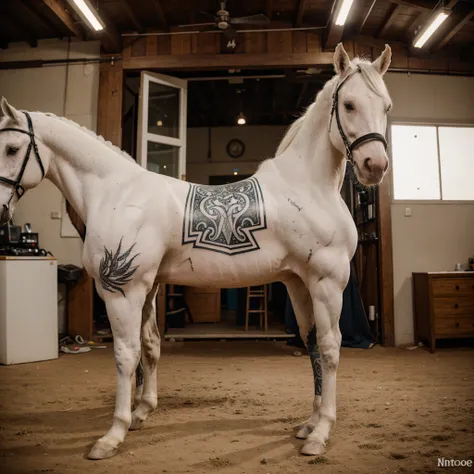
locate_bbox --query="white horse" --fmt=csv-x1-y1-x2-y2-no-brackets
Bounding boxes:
0,43,392,460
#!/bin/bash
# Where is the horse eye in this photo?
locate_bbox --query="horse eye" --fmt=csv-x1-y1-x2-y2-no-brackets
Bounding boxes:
344,102,354,112
6,146,19,156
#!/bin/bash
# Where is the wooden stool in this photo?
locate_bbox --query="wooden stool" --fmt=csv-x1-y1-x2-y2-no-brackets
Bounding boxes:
245,284,268,331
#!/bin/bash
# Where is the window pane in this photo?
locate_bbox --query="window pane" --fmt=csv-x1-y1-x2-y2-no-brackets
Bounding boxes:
147,141,179,178
438,127,474,201
148,82,179,138
391,125,440,200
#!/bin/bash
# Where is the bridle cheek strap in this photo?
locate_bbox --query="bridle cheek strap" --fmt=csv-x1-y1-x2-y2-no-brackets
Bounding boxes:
330,67,388,162
0,111,44,207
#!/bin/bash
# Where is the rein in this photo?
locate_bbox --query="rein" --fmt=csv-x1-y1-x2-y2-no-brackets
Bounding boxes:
0,111,45,211
329,66,388,162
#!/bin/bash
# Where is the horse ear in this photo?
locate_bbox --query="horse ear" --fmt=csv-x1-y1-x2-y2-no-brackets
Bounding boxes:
333,43,351,76
1,97,20,124
372,44,392,76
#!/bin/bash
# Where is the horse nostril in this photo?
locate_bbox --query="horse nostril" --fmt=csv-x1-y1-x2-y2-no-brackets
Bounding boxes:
363,157,372,172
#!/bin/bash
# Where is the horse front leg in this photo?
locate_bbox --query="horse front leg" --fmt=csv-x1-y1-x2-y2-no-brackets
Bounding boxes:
301,273,345,456
284,277,322,440
88,286,147,460
130,281,161,430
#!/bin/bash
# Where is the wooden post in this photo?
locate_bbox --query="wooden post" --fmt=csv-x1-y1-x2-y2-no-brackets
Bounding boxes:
377,172,395,346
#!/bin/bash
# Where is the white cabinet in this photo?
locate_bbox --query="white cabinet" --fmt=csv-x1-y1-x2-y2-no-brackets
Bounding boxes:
0,257,58,364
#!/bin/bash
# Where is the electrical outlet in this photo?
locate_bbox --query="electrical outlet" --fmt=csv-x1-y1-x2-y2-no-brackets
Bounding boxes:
50,211,61,219
405,207,412,217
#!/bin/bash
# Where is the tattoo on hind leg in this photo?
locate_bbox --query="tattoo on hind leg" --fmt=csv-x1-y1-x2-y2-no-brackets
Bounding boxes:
135,359,144,388
99,237,140,297
307,326,322,396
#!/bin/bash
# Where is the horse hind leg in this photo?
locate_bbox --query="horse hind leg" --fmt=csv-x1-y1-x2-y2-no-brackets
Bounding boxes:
284,277,322,440
130,282,161,430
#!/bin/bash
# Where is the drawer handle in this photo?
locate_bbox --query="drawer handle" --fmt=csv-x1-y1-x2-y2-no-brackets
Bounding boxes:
455,285,460,290
455,323,460,328
454,303,459,309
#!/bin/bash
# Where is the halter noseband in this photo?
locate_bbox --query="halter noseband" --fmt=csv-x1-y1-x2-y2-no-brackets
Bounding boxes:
329,66,388,162
0,111,45,211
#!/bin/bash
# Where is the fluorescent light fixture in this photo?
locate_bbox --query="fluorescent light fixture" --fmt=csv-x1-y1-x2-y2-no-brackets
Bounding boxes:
335,0,355,26
69,0,104,32
414,9,450,48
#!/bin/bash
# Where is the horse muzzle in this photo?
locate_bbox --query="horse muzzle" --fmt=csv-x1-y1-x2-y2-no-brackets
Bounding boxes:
354,154,389,186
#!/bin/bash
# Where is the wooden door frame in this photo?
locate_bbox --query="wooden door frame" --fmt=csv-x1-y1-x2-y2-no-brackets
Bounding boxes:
67,50,395,346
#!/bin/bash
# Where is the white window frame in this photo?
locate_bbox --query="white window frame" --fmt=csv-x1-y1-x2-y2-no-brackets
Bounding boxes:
137,71,187,180
388,119,474,204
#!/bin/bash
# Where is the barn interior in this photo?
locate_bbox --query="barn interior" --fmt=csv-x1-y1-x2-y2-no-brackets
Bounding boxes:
0,0,473,472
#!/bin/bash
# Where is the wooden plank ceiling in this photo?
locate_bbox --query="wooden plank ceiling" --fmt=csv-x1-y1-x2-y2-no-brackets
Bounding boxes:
1,1,473,127
1,0,473,57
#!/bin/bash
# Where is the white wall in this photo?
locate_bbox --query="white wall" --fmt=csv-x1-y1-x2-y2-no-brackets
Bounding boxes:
385,73,474,346
186,125,287,184
0,39,100,267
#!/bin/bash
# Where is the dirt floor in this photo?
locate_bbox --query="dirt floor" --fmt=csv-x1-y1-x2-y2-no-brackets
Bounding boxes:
0,341,473,474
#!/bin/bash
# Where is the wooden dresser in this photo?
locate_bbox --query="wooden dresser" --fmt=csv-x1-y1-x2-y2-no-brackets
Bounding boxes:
412,272,474,352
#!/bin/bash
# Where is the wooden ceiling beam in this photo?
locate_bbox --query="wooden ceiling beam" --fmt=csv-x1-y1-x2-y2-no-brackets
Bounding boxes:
406,10,424,35
376,4,401,38
119,0,144,33
21,0,63,37
296,0,309,27
123,52,335,70
389,0,459,13
433,9,474,51
357,0,377,34
150,0,167,29
42,0,83,38
324,0,345,50
96,8,122,53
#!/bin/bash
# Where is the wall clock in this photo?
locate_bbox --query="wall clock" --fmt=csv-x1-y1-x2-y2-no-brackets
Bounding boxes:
226,138,245,159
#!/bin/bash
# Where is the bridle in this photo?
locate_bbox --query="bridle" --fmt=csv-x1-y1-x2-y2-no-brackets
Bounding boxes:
0,111,45,212
329,66,388,163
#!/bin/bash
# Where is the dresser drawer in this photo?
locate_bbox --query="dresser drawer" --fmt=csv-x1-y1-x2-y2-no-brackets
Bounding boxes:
435,315,474,337
433,297,474,317
432,278,474,297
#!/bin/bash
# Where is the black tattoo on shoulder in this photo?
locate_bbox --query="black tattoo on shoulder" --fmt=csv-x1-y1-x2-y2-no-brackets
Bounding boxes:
182,177,267,255
99,237,140,297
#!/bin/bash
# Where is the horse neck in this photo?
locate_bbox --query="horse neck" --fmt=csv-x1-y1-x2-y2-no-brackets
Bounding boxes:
35,114,140,223
272,80,345,194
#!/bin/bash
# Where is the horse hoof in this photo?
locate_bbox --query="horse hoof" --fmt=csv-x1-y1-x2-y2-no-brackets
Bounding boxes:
129,415,143,431
296,424,314,440
87,440,118,460
301,441,325,456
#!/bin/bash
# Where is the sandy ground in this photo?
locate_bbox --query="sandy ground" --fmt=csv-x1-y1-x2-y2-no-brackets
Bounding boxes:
0,341,473,474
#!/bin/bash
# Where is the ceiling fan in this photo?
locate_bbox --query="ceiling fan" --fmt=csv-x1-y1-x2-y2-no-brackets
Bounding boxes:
178,1,271,42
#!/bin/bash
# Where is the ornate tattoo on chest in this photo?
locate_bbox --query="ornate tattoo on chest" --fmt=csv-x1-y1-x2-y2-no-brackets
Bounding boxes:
99,237,140,297
182,177,267,255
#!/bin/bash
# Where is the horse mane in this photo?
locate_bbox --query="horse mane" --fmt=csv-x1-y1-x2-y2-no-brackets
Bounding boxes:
42,113,138,165
275,56,389,156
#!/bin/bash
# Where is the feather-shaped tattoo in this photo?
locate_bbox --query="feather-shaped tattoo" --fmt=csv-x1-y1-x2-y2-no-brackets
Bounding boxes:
99,237,140,297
